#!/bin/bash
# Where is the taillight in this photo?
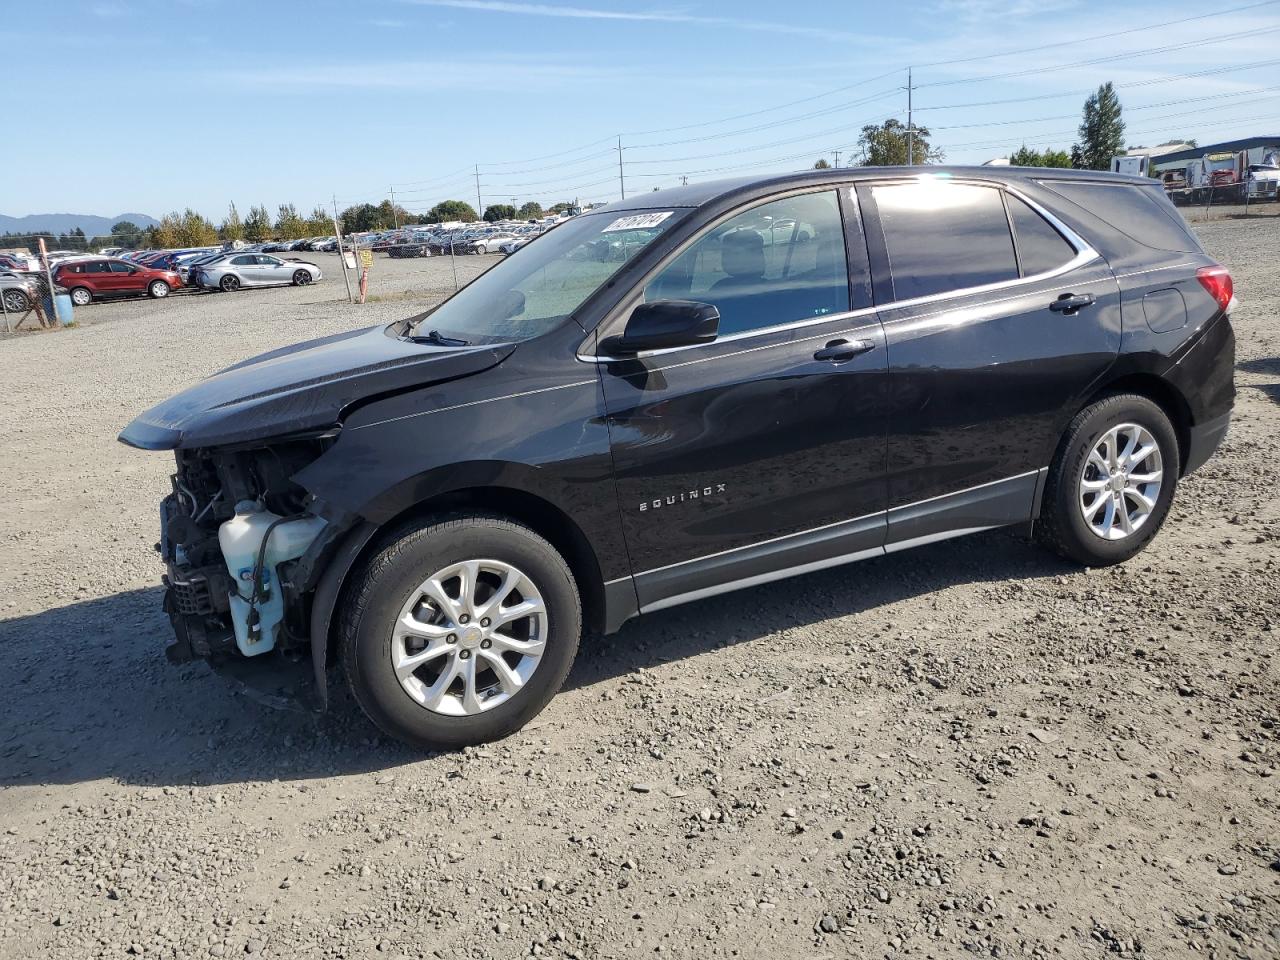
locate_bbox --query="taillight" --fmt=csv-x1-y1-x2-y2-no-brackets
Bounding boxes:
1196,265,1233,312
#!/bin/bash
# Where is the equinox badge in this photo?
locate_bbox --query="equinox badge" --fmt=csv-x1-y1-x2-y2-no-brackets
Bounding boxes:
640,483,727,512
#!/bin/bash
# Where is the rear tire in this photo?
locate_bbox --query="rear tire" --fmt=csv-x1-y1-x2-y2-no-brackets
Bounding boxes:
1037,393,1179,566
70,287,92,306
148,280,170,299
220,275,240,292
340,515,582,751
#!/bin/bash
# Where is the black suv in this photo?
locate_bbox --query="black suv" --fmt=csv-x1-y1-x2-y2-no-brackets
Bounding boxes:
121,167,1235,750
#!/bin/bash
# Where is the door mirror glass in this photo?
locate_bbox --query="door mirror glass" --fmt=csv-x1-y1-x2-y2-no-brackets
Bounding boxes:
608,300,719,354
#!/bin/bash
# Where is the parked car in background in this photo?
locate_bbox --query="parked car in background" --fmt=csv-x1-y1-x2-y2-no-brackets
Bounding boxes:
0,253,40,273
499,237,533,255
1,271,40,312
178,251,233,285
194,253,322,292
468,235,518,254
54,257,183,304
388,242,431,258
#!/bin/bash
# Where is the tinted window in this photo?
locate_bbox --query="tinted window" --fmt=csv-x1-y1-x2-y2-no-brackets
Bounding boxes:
1038,180,1201,253
231,255,256,265
872,181,1017,301
1005,195,1077,276
257,256,281,265
645,190,849,337
109,261,132,273
85,261,111,274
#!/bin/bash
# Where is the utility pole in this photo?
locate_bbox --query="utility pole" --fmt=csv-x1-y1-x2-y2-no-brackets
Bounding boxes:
616,135,626,200
331,194,354,304
680,175,689,186
832,149,841,169
906,66,915,166
389,186,399,228
475,164,483,219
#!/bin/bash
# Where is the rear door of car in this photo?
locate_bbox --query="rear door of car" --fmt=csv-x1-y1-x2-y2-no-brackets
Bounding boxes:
595,187,890,612
227,254,259,284
857,176,1122,547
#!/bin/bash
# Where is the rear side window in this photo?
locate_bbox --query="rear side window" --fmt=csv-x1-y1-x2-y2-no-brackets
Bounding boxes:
1005,195,1077,276
1038,180,1201,253
872,181,1018,301
85,261,110,274
231,255,256,265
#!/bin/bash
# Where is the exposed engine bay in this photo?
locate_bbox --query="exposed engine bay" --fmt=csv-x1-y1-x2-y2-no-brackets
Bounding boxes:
159,437,344,667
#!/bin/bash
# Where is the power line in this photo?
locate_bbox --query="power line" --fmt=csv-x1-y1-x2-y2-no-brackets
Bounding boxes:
918,24,1280,88
915,0,1280,67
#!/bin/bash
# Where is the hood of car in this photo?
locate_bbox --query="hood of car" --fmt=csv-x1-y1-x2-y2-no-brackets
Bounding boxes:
118,324,515,451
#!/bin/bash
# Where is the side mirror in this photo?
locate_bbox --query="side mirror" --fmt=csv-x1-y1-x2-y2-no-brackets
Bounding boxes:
607,300,719,354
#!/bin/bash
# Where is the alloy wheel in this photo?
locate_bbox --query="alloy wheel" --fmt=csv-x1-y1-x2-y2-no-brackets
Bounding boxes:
71,288,91,306
392,559,548,716
150,281,169,298
3,290,28,312
1078,423,1164,541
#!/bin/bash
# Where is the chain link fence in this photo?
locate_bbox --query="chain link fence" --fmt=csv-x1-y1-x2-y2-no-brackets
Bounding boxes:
1167,182,1280,222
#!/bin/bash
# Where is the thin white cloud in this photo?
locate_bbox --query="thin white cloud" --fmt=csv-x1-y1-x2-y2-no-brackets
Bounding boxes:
396,0,877,42
214,58,622,91
91,1,129,17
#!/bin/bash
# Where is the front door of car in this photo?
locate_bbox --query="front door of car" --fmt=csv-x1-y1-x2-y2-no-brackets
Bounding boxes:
857,179,1122,546
107,260,136,293
596,189,889,612
256,255,288,283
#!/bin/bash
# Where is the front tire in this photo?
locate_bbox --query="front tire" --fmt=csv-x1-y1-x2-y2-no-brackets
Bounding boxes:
4,289,30,312
148,280,170,299
1037,393,1179,566
340,515,582,751
292,269,312,286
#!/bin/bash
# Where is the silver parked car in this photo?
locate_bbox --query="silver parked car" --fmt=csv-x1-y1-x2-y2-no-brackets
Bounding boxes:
1,271,39,313
195,253,323,292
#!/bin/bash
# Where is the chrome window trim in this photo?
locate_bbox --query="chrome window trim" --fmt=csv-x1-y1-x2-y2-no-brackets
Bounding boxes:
578,183,859,364
580,179,1099,364
868,181,1099,315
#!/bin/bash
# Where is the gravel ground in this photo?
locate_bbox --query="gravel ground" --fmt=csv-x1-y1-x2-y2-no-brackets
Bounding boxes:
0,226,1277,960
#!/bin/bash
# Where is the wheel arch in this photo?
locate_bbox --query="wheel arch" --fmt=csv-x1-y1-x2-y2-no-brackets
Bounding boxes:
308,483,607,708
1082,372,1193,474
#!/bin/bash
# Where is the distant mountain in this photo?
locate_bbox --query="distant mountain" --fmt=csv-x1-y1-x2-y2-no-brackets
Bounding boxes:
0,212,159,237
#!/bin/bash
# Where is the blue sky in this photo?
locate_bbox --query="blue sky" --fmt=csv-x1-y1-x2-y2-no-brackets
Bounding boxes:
4,0,1279,222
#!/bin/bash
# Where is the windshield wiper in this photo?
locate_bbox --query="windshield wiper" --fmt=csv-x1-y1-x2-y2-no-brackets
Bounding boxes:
410,328,469,347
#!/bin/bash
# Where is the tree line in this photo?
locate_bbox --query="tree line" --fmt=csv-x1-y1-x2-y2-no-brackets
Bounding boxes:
1,198,579,255
814,82,1190,173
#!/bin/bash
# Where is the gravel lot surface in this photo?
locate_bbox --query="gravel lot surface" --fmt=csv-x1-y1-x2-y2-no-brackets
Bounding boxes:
1,227,1277,960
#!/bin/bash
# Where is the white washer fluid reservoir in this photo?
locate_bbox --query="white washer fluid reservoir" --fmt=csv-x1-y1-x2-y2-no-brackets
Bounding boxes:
218,500,327,656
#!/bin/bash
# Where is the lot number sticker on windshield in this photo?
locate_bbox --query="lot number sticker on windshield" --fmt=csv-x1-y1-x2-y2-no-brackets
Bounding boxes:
601,212,673,233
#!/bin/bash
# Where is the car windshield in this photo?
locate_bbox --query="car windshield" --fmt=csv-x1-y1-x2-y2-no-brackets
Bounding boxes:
407,209,681,343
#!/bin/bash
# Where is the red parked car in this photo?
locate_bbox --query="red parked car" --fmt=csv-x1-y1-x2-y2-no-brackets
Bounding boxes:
53,257,183,305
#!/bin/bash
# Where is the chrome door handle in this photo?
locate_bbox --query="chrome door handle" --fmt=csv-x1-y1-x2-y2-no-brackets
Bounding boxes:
813,338,875,362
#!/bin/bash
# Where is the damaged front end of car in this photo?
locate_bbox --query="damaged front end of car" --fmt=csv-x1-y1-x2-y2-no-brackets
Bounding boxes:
152,432,358,709
119,322,517,709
